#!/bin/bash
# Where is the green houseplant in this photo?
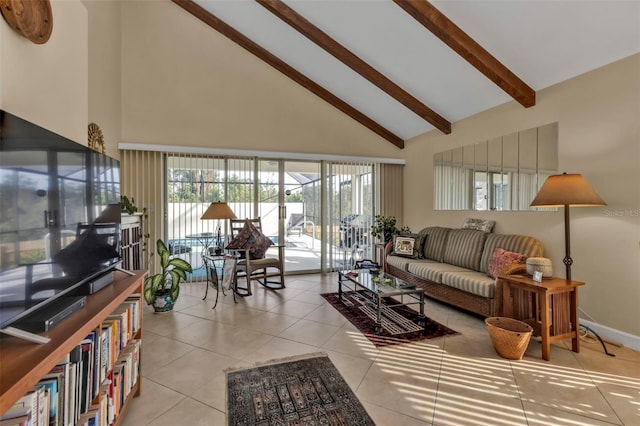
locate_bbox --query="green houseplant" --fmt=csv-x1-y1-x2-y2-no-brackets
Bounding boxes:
143,239,192,313
120,195,139,215
370,215,410,244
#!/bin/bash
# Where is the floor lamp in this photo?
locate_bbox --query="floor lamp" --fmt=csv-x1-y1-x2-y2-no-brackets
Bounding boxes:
530,173,606,281
201,202,237,255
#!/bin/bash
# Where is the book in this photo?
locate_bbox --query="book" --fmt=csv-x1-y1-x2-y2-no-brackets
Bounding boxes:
42,363,68,426
0,414,30,426
79,341,94,414
90,328,102,400
99,327,109,385
39,378,58,426
0,389,36,424
34,384,48,426
105,310,127,352
68,345,82,426
66,359,77,426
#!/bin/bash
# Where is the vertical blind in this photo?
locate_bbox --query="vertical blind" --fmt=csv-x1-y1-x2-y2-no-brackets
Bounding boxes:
121,147,402,274
376,163,404,224
326,162,374,270
120,149,164,271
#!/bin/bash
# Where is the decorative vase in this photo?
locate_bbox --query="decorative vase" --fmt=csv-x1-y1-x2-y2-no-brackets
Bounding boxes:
383,230,394,244
153,290,175,313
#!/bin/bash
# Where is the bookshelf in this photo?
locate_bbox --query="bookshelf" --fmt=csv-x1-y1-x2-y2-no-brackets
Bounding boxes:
0,270,146,421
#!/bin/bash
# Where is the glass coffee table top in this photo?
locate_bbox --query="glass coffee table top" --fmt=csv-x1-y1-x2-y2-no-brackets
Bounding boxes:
339,269,418,296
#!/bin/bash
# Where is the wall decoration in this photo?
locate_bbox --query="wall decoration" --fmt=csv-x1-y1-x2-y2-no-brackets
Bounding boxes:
433,122,558,211
88,123,105,153
0,0,53,44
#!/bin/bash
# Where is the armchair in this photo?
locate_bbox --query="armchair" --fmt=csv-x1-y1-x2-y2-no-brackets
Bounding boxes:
227,218,285,296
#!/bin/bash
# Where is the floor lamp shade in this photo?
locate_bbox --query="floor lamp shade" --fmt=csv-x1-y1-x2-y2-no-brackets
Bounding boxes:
201,202,237,254
201,202,237,221
530,173,606,280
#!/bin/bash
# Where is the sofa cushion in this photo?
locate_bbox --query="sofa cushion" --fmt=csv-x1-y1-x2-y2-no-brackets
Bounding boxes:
420,226,451,262
442,229,487,271
441,271,496,298
386,254,413,271
226,219,273,259
479,233,544,274
387,256,435,271
391,233,426,259
487,248,526,279
462,218,496,233
408,261,471,284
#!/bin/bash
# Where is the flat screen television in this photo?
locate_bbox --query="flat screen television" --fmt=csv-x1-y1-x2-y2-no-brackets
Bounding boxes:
0,110,121,331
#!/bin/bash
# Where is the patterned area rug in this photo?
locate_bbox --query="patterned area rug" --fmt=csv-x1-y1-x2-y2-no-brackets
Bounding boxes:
226,353,374,426
321,290,458,347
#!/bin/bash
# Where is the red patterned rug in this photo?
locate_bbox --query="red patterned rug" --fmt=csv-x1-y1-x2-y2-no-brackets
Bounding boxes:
321,290,458,347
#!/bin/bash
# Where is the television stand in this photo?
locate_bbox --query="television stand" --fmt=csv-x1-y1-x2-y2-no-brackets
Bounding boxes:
0,326,51,344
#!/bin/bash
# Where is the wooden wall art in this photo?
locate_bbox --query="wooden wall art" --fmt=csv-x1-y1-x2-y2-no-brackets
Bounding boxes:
88,122,105,153
0,0,53,44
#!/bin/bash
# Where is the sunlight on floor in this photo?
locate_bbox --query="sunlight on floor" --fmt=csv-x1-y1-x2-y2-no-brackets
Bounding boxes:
344,323,639,425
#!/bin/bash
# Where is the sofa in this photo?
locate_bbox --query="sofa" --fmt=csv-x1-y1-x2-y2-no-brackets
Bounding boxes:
384,226,544,318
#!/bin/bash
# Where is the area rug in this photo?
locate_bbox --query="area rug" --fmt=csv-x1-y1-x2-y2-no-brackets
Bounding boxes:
226,353,374,426
321,290,458,347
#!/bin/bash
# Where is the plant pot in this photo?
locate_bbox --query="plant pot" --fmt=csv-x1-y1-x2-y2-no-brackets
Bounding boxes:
152,290,175,313
383,231,394,244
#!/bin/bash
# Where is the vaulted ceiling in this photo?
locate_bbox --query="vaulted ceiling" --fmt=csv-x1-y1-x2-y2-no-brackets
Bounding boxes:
172,0,640,149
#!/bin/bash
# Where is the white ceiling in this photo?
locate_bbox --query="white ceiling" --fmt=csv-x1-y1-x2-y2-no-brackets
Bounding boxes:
193,0,640,142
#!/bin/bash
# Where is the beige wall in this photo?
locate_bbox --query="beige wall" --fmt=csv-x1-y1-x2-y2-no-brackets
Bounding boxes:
84,0,122,159
120,1,402,159
403,54,640,336
0,1,88,143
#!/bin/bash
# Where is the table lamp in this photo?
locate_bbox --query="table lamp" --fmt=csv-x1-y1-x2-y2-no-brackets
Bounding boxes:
530,173,606,280
201,202,236,255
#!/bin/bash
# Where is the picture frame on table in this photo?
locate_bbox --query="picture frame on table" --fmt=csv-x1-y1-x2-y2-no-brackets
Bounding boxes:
532,271,543,282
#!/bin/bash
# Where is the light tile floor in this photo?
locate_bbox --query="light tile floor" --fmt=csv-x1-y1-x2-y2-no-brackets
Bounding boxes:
121,274,640,426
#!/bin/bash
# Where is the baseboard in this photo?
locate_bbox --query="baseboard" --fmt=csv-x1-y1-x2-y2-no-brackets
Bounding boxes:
579,319,640,351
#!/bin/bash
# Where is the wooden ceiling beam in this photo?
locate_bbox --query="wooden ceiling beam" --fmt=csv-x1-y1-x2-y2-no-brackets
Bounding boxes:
256,0,451,135
394,0,536,108
171,0,404,148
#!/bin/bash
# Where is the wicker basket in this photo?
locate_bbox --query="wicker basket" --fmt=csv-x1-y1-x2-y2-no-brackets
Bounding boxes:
485,317,533,360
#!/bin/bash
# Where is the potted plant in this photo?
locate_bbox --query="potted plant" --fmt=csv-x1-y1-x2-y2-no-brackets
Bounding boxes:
120,195,139,215
143,239,193,313
370,215,410,244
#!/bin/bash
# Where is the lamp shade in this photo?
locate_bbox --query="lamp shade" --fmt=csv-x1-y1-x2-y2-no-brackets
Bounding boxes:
201,202,237,220
530,173,606,208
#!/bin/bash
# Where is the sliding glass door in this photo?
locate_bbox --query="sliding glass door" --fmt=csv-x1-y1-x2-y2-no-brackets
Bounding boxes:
326,163,375,270
257,160,322,273
165,154,374,277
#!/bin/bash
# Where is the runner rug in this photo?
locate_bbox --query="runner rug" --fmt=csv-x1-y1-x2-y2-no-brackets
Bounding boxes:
226,353,374,426
321,290,458,348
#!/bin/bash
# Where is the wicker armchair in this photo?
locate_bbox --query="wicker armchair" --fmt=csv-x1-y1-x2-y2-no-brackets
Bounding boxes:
228,218,285,296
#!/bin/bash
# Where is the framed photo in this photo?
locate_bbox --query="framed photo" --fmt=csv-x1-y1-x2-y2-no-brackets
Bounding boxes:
532,270,543,282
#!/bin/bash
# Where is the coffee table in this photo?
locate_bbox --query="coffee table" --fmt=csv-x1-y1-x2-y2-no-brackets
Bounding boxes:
338,269,426,334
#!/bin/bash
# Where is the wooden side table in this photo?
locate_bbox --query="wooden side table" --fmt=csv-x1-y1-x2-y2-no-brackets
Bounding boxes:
498,274,585,361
